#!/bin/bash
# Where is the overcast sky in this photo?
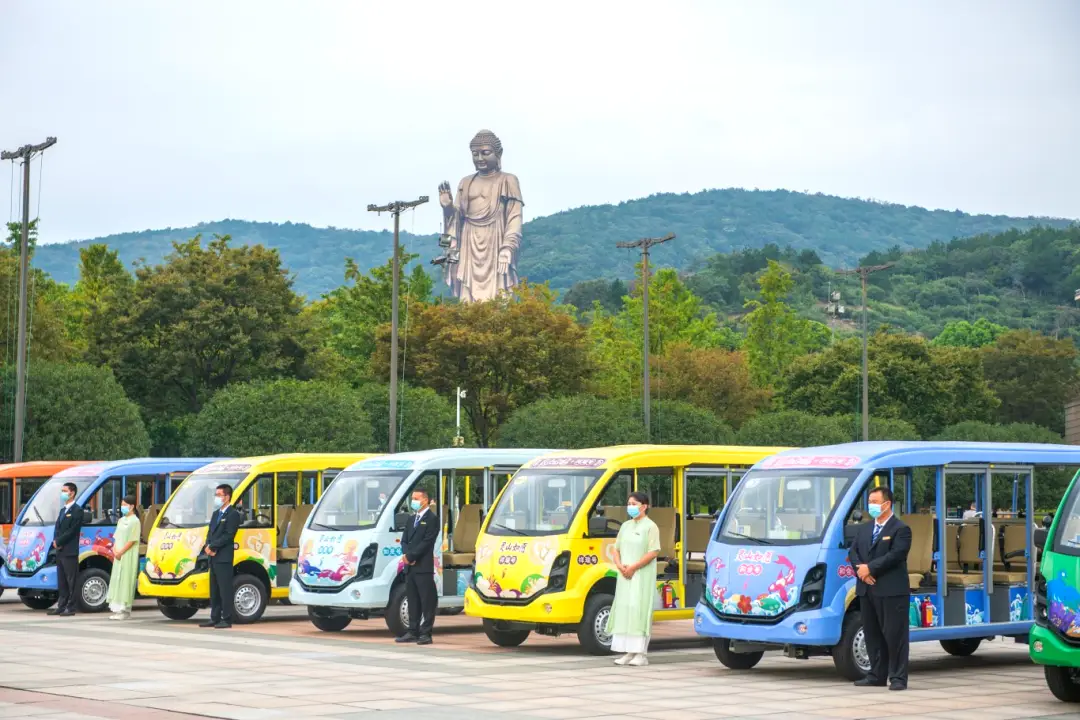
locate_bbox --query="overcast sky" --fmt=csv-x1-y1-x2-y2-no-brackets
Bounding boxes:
2,1,1078,245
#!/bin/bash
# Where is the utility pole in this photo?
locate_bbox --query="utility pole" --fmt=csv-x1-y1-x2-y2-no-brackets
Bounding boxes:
837,262,893,442
2,137,57,463
616,232,675,442
367,196,428,453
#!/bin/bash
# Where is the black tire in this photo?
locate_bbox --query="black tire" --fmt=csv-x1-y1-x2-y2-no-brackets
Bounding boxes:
232,573,268,624
577,593,615,655
76,567,111,613
1044,665,1080,703
385,583,409,637
940,638,981,657
308,607,352,632
157,601,199,621
712,638,764,670
18,591,56,611
483,619,530,647
832,610,871,681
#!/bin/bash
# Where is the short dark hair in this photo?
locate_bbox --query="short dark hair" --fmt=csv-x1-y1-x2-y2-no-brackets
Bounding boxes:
216,484,233,500
628,491,650,510
412,487,431,501
62,482,78,496
869,486,893,503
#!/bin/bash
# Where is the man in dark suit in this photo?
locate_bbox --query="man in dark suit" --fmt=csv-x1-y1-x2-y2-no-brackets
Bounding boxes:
848,486,913,691
396,487,440,646
49,482,84,616
200,484,241,629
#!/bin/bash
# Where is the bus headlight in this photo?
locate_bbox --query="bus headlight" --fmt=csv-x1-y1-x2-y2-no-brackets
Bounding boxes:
799,563,828,610
547,552,571,592
355,543,378,581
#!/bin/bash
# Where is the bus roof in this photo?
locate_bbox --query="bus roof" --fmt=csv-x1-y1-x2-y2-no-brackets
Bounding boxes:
0,461,95,478
345,448,553,472
190,453,378,476
757,442,1080,471
524,445,791,470
53,458,223,479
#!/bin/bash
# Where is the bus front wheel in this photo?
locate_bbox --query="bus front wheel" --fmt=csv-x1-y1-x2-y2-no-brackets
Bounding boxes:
232,574,268,624
385,583,410,637
1044,666,1080,703
712,639,763,670
18,591,56,611
77,568,111,613
483,619,530,647
578,593,615,655
832,610,871,681
157,601,199,621
308,607,352,632
940,638,981,657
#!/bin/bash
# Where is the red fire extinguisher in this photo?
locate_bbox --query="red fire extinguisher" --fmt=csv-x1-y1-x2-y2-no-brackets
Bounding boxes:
662,583,674,609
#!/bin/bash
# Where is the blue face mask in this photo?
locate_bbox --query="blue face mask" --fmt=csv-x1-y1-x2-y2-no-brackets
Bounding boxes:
410,500,422,512
60,491,71,503
626,505,641,519
121,505,131,516
214,496,224,508
868,503,883,519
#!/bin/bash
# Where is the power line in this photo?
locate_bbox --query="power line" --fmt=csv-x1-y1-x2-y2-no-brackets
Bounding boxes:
836,262,894,441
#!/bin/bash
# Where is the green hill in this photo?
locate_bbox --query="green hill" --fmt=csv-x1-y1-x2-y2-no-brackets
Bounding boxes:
34,188,1072,298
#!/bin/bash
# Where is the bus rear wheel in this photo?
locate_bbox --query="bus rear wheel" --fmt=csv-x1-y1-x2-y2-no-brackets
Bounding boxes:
832,610,871,681
157,601,199,621
18,590,56,611
483,619,530,647
940,638,981,657
577,593,615,655
1045,666,1080,702
308,607,352,632
712,639,764,670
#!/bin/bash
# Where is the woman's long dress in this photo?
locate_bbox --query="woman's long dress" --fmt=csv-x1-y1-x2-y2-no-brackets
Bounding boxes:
607,515,660,653
107,514,141,613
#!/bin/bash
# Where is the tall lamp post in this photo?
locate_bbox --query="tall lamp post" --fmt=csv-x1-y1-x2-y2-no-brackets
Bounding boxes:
837,262,893,441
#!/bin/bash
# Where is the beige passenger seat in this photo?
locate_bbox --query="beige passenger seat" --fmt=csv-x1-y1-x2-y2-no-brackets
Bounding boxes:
604,506,629,524
139,504,160,555
276,505,294,548
992,523,1029,583
685,517,712,574
946,523,990,585
650,506,677,574
903,513,934,590
278,504,314,561
444,504,482,567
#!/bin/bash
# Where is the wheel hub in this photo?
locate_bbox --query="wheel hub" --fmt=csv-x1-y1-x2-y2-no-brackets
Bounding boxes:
400,596,410,628
234,584,261,616
853,626,871,673
594,605,612,647
82,576,108,607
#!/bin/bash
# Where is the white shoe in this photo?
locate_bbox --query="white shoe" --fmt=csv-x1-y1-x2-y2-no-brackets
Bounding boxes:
109,613,124,620
628,654,649,666
614,653,633,666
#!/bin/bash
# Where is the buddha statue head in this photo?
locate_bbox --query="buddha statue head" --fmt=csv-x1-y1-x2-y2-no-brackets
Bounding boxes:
469,129,502,174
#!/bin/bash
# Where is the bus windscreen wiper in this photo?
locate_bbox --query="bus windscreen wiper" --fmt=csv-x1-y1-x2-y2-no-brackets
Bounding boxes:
492,523,527,536
725,531,772,545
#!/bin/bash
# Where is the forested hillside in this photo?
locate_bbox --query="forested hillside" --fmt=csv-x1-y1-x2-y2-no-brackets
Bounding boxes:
34,189,1071,298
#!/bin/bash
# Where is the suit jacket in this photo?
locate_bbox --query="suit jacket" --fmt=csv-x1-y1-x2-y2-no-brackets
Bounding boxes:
847,514,912,597
206,505,241,566
402,508,440,572
54,503,84,558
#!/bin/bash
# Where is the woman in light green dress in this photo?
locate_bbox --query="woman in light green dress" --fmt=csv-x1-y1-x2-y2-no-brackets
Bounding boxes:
607,491,661,667
107,495,141,620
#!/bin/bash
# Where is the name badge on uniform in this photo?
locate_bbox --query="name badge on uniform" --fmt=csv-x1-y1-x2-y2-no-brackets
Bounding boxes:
882,536,891,541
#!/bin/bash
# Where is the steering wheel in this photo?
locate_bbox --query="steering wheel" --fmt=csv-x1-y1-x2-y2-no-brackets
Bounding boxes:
255,512,273,527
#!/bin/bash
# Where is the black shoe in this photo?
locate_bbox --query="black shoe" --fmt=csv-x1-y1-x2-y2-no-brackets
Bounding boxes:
199,620,217,628
46,609,62,616
889,682,907,691
395,633,418,643
853,677,886,687
214,622,232,629
417,635,432,645
58,610,76,616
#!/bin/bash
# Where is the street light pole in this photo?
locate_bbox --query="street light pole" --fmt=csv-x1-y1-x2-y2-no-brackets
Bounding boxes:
615,233,675,442
837,262,893,441
367,196,429,452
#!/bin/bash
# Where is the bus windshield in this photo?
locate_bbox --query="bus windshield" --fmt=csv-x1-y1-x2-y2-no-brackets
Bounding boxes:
485,469,603,537
1052,473,1080,555
158,472,249,529
717,470,859,544
309,470,411,531
20,477,95,526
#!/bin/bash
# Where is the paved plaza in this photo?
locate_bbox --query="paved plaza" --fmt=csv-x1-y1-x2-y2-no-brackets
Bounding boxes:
0,598,1077,720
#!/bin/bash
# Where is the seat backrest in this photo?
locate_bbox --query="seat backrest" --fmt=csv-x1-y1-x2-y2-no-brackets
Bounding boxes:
604,506,629,523
650,506,677,559
904,513,934,575
276,506,294,547
141,505,160,543
1002,523,1027,567
287,505,314,548
937,523,962,569
958,523,983,567
685,518,712,554
453,504,482,553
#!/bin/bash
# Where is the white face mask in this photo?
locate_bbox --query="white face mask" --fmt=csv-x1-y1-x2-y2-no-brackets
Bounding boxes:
214,496,224,508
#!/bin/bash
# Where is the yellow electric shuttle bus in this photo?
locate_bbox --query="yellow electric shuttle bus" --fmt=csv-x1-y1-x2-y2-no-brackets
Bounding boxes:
138,453,374,623
464,445,788,653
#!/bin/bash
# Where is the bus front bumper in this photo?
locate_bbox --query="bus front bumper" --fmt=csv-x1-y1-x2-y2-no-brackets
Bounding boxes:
463,587,584,626
1030,625,1080,668
693,601,845,647
0,565,57,592
138,571,210,600
289,578,389,609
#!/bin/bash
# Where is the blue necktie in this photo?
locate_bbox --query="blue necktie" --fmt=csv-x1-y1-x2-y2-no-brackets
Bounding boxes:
414,513,421,528
872,522,882,544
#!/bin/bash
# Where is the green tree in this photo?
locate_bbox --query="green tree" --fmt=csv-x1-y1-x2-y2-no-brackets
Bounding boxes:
780,330,999,437
832,414,921,441
375,282,590,447
932,318,1007,348
0,362,149,461
184,379,374,456
4,218,38,256
653,343,770,428
356,382,465,452
743,260,828,386
70,244,135,364
563,278,627,317
981,330,1080,434
498,396,734,449
736,410,851,447
108,234,311,421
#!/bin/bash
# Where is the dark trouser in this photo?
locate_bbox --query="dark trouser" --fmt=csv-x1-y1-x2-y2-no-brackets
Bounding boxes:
209,562,234,624
860,593,910,686
405,566,437,636
56,554,79,612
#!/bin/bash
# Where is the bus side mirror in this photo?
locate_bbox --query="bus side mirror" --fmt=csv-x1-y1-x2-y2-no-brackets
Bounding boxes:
1042,513,1054,529
1033,528,1048,550
393,512,411,532
851,509,864,524
843,524,860,548
588,515,618,537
